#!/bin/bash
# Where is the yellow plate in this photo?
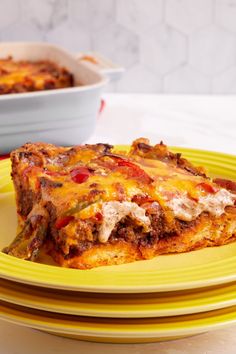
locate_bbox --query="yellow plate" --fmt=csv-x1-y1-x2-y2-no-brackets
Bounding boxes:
1,148,236,293
2,277,236,318
1,300,236,344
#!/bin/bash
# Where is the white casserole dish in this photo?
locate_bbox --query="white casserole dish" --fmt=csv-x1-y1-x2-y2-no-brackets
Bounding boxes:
0,42,120,154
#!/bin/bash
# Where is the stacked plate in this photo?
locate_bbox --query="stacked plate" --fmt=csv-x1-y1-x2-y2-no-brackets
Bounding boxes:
1,148,236,344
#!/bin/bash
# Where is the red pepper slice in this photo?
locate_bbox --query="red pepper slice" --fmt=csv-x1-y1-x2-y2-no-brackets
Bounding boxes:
70,167,91,184
197,182,218,194
44,170,66,177
214,178,236,192
55,216,74,230
117,160,136,168
94,212,103,221
117,159,153,184
132,194,154,205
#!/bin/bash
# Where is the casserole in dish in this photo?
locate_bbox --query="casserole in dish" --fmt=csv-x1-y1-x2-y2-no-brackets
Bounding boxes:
0,42,117,154
0,57,73,94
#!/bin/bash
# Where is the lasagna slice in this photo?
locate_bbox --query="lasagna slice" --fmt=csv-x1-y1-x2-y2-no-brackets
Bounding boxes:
0,57,73,94
3,139,236,269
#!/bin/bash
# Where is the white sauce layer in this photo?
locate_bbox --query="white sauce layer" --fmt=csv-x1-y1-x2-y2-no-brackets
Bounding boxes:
166,189,235,221
98,190,235,243
99,201,150,243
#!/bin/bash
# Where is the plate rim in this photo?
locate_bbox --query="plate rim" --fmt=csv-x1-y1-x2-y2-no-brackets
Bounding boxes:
1,300,236,339
1,278,236,318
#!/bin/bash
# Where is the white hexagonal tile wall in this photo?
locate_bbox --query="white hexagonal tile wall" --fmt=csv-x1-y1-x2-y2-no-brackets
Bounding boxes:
165,0,213,34
1,22,43,41
69,0,115,31
21,0,67,32
215,0,236,33
88,0,116,31
68,0,88,28
189,25,236,76
0,0,19,30
213,67,236,93
164,65,211,93
92,23,139,68
46,22,91,53
140,24,187,75
117,0,163,35
116,64,162,93
2,0,236,94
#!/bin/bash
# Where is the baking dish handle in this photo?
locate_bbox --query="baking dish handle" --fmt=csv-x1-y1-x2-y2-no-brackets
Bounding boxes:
76,52,124,82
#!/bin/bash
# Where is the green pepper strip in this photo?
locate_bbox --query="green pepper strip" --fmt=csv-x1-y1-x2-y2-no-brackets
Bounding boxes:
2,217,48,261
63,197,101,217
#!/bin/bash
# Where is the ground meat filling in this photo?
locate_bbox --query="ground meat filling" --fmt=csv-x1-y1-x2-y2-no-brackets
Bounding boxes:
14,192,201,261
52,202,190,260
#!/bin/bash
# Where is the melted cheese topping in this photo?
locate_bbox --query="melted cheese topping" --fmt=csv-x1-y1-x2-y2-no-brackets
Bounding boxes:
0,68,52,88
131,156,235,220
0,58,72,91
99,201,151,243
47,171,143,210
17,143,236,244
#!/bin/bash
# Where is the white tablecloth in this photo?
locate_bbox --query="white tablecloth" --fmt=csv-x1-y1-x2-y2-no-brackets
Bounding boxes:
1,93,236,354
